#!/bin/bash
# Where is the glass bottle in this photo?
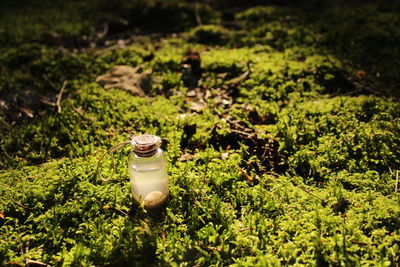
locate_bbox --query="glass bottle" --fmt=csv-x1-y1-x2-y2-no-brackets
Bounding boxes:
128,134,169,209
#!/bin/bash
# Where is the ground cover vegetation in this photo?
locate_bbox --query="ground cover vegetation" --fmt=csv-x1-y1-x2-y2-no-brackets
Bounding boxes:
0,0,399,265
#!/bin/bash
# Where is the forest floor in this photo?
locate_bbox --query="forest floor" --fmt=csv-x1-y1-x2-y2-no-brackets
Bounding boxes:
1,0,399,265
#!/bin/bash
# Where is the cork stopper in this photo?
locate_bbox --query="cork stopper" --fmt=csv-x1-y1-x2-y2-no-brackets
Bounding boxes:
131,134,161,157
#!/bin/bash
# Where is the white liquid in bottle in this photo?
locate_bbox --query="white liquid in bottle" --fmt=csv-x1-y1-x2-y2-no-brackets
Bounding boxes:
128,135,169,209
129,159,169,208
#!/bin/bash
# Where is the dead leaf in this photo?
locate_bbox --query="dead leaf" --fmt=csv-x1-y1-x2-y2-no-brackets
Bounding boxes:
221,151,229,159
204,89,212,99
96,65,153,96
239,168,253,182
177,114,188,120
356,70,366,80
0,211,4,219
221,98,232,106
186,90,197,97
189,101,207,112
73,107,84,114
180,153,195,161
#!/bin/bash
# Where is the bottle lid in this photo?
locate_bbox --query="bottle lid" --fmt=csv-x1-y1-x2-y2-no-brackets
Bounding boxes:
131,134,161,157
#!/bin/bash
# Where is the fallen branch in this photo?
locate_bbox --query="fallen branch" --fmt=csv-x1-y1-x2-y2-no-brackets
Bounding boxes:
56,80,67,113
395,170,399,193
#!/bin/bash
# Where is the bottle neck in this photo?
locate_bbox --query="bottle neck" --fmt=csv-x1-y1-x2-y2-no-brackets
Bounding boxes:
133,148,158,157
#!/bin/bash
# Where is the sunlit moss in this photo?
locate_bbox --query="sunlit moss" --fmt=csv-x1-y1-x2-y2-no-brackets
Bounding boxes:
1,1,399,266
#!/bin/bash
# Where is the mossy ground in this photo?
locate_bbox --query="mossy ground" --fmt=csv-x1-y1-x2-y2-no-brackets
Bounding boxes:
1,1,399,266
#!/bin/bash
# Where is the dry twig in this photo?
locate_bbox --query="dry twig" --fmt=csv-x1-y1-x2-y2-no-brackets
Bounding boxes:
200,244,222,252
0,117,12,130
42,74,58,91
238,227,256,232
26,259,47,266
350,240,378,246
11,199,33,210
194,3,203,26
112,206,129,217
56,80,67,113
298,186,324,202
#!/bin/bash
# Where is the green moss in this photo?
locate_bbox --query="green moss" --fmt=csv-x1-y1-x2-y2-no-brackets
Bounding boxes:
1,1,400,266
188,25,232,45
235,6,284,25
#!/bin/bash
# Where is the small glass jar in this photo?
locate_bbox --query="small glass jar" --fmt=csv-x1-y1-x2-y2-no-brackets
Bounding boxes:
128,134,169,209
